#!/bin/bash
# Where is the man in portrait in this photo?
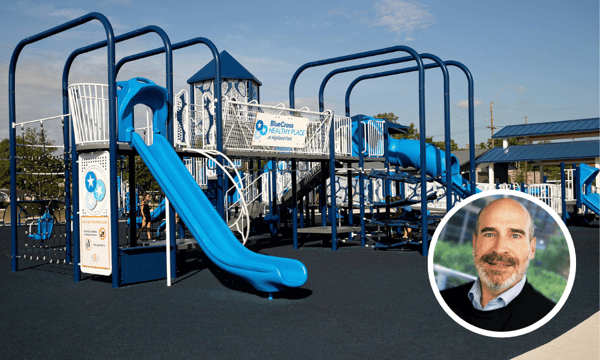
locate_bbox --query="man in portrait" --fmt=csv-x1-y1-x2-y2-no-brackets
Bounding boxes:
440,197,555,331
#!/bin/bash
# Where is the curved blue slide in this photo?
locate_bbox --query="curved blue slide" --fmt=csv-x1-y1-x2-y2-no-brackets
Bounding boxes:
130,132,307,293
388,138,478,198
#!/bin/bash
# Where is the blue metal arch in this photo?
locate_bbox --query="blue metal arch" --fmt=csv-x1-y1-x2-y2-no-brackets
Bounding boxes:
9,12,115,274
62,25,173,287
114,38,224,220
318,53,456,213
288,45,426,254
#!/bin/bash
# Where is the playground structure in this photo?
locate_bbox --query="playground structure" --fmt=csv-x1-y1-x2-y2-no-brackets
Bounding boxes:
8,13,598,296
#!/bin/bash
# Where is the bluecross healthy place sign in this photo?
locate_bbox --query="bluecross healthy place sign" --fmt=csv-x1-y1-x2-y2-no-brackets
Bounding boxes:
251,113,309,148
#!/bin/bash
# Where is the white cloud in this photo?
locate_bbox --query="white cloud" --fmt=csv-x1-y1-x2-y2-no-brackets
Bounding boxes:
373,0,434,38
47,8,88,20
329,6,352,19
456,99,483,109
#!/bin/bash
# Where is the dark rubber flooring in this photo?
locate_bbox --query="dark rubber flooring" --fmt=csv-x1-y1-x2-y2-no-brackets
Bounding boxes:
1,223,598,359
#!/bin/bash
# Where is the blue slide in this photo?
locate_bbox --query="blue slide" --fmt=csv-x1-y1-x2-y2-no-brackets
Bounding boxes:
130,133,307,293
579,163,600,215
388,138,478,198
117,77,307,294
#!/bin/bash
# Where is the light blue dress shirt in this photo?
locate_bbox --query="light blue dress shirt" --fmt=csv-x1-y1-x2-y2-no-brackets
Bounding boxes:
468,276,527,311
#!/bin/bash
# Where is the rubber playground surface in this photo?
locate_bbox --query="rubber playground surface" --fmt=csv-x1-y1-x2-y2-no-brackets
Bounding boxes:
1,223,598,359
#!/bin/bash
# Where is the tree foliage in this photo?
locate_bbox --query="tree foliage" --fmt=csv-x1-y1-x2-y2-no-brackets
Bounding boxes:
374,113,460,151
118,155,161,195
1,129,65,199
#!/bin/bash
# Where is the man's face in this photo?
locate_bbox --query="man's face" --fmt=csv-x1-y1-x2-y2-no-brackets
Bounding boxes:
472,199,536,293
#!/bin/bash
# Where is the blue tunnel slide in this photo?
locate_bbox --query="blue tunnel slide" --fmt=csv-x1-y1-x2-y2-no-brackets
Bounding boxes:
353,116,478,199
388,138,477,199
579,163,599,215
118,78,307,293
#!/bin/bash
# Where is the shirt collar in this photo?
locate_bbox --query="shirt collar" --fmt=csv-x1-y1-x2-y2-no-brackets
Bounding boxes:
468,275,527,311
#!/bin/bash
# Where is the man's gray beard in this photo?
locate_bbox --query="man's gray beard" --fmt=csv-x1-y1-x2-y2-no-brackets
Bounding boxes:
474,253,531,293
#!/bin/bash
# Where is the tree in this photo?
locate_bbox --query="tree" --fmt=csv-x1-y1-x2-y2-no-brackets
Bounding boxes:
374,112,399,123
119,155,161,195
373,113,464,152
0,139,10,190
2,129,64,199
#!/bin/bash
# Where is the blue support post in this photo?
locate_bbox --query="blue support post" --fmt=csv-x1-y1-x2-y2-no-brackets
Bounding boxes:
320,161,327,227
575,164,581,209
347,168,353,227
384,120,390,233
444,61,476,196
347,167,353,242
358,115,366,247
329,114,338,251
299,195,304,228
62,117,71,266
270,160,278,239
421,54,452,211
292,160,298,250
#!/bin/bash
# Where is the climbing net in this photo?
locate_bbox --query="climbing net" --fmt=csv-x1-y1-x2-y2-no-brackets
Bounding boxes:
10,117,71,264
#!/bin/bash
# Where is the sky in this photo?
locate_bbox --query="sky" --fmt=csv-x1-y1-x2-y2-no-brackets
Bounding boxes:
0,0,598,148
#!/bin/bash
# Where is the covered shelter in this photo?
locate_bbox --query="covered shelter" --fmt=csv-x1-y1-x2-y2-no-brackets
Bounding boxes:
476,118,600,185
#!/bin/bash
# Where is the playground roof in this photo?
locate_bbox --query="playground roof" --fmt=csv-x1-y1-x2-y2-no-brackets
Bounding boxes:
187,50,262,85
475,140,600,164
492,117,599,141
452,149,490,167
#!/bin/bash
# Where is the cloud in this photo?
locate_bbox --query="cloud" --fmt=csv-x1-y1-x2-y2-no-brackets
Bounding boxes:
329,6,352,19
493,85,526,97
456,99,483,109
373,0,434,39
47,8,88,20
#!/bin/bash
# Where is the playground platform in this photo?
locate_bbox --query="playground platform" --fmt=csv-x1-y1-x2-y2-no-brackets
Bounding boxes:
1,222,597,359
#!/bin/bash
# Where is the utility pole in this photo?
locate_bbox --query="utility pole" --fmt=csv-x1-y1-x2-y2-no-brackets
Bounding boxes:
524,116,528,184
486,102,498,148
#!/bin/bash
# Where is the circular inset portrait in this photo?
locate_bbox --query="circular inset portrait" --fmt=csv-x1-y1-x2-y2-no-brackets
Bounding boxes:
428,190,575,338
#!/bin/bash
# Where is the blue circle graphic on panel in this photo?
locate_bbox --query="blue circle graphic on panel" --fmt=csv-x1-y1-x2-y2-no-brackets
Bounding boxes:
256,120,264,131
85,191,97,210
85,171,97,193
94,180,106,201
260,125,268,136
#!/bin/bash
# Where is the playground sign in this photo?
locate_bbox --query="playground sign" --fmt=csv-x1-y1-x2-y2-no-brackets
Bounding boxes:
80,216,111,275
79,151,112,275
252,113,308,148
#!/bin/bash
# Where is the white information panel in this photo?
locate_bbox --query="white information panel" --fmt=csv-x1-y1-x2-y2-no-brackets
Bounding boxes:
251,113,309,148
79,151,111,276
